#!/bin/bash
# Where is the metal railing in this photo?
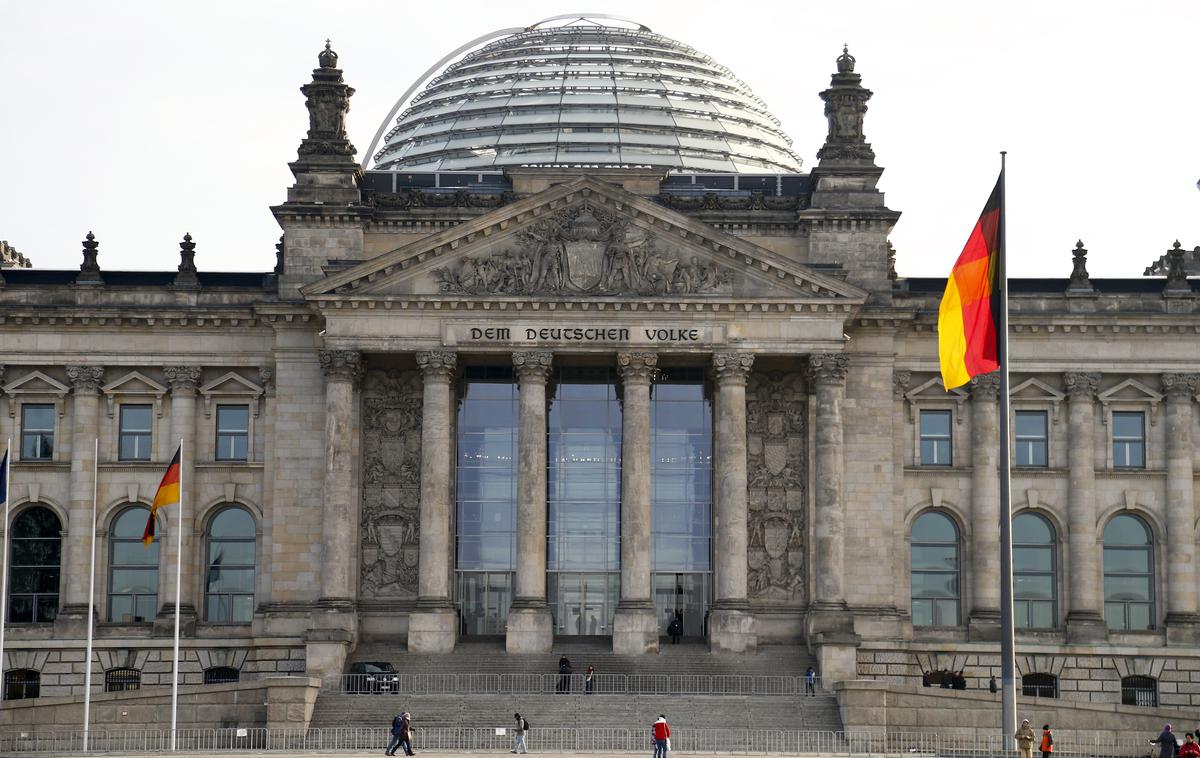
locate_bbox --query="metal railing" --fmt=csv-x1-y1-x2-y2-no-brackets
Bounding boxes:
335,671,824,696
0,726,1162,755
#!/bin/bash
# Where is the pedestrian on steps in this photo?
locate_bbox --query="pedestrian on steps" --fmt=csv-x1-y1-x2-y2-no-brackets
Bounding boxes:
805,666,816,696
512,712,529,754
651,714,671,758
557,654,572,694
585,665,595,694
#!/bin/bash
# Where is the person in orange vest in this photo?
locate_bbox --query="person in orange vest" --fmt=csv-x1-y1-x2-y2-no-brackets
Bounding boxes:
1040,724,1054,758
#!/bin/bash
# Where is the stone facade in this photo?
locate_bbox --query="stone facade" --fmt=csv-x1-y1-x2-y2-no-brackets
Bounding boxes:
0,33,1196,724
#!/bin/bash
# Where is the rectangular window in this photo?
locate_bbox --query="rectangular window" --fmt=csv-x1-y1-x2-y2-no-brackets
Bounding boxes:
1015,411,1048,467
215,405,250,461
20,404,55,461
118,405,153,461
919,410,952,466
1112,411,1146,468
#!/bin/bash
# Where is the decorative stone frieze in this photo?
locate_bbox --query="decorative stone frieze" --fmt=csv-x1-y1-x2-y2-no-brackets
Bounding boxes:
616,352,658,383
712,352,754,385
512,350,553,380
318,349,361,381
414,350,457,379
1063,371,1101,399
969,373,1001,401
807,353,848,386
163,366,201,393
360,369,424,598
65,365,104,394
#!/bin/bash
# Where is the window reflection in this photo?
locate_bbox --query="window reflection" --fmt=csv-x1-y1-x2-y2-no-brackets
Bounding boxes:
911,511,960,627
1103,514,1154,630
1013,513,1056,628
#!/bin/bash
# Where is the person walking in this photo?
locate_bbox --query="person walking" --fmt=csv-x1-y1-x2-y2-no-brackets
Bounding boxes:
1155,725,1179,758
511,712,529,754
398,711,415,757
557,655,573,694
667,613,683,644
1015,719,1035,758
1040,724,1054,758
651,714,671,758
585,665,595,694
805,667,817,696
1179,733,1200,758
385,711,405,756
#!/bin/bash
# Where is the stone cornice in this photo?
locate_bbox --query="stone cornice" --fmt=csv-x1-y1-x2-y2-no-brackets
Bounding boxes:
0,307,298,330
903,318,1200,336
311,296,859,316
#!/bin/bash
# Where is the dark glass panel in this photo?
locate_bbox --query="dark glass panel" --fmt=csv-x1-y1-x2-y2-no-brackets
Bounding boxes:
1104,515,1150,545
1013,513,1053,544
912,512,957,543
112,508,152,539
1013,546,1054,572
210,508,255,538
911,545,959,571
12,507,61,539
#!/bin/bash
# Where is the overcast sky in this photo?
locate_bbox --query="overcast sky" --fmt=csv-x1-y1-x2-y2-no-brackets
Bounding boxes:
2,0,1197,279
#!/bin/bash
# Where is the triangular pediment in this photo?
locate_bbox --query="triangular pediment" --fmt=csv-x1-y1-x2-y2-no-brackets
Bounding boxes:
102,371,167,397
302,177,867,308
199,372,265,418
3,370,70,397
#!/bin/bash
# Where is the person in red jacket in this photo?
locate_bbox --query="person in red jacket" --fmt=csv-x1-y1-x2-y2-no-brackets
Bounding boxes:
1179,733,1200,758
651,715,671,757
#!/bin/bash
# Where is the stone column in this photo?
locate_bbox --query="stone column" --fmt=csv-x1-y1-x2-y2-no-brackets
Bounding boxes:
56,365,104,635
155,366,200,636
1063,371,1105,642
316,350,361,615
968,374,1001,639
809,353,850,609
1163,372,1199,644
408,351,458,653
506,350,553,653
709,352,755,653
613,352,658,654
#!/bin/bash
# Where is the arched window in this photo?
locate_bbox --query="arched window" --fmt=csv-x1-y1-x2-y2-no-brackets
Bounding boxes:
108,507,159,623
3,669,40,700
104,668,141,692
1122,675,1158,707
1013,513,1056,629
1103,514,1154,631
911,512,960,627
1022,673,1058,698
8,506,62,623
205,507,256,623
204,666,240,684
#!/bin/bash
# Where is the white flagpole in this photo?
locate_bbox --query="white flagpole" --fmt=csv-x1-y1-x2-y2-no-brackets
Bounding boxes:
0,438,11,688
83,437,98,753
170,438,183,752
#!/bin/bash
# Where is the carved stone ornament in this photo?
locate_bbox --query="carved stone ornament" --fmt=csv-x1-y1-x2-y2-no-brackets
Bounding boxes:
807,353,849,386
1164,240,1190,292
617,352,658,383
512,351,553,380
1063,371,1101,399
66,365,104,394
163,366,201,393
359,369,423,598
175,233,199,285
817,46,876,165
76,231,103,285
415,351,457,379
258,367,274,392
319,349,362,381
365,188,514,211
1067,240,1093,291
655,191,806,213
297,41,356,160
893,369,912,399
746,370,807,603
432,203,733,297
1161,372,1199,400
969,373,1001,401
274,235,285,275
712,352,754,384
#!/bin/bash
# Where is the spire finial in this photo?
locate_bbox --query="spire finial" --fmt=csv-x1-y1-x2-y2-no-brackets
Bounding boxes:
1067,239,1092,293
76,230,103,285
837,44,856,74
174,232,200,289
318,39,338,68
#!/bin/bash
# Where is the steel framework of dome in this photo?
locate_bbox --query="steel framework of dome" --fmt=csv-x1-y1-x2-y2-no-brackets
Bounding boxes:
371,17,804,174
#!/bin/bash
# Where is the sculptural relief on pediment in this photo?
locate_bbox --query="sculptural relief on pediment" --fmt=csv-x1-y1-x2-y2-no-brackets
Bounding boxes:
432,203,733,297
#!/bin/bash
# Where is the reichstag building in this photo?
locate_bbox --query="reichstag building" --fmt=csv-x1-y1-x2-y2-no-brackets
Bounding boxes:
1,16,1198,711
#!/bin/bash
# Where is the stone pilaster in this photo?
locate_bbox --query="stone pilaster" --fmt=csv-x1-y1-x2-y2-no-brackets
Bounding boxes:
408,350,458,653
613,352,658,655
968,373,1001,640
315,350,360,620
154,365,201,636
56,364,104,635
1163,372,1200,644
1063,371,1105,642
506,350,553,653
709,352,756,653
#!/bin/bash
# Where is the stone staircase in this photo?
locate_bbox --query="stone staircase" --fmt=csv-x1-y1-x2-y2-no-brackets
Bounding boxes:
308,638,841,733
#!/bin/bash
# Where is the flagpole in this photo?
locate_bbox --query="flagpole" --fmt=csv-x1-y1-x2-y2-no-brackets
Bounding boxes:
83,437,98,753
996,152,1017,744
170,438,183,752
0,438,11,689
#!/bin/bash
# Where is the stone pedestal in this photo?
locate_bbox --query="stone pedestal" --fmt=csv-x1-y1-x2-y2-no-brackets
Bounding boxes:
303,628,353,690
613,604,658,655
967,374,1000,638
407,603,458,653
815,637,860,691
506,602,554,653
708,606,757,654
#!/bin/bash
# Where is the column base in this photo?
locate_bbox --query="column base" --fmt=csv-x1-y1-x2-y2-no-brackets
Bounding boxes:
303,628,353,689
407,600,458,653
967,609,1001,641
54,604,96,637
1166,613,1200,646
506,601,552,653
708,605,757,654
612,602,659,655
152,603,197,638
1065,610,1108,643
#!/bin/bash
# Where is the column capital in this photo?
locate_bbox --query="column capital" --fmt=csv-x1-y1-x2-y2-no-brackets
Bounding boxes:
1063,371,1102,400
512,350,553,381
415,350,457,380
807,352,848,386
969,373,1001,401
65,365,104,395
319,349,362,381
1162,372,1199,400
617,352,658,384
712,352,754,385
163,365,201,394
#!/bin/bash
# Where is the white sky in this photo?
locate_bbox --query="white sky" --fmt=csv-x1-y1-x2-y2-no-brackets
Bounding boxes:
1,0,1197,279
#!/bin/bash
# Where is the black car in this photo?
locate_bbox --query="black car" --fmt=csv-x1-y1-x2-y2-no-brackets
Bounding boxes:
345,661,399,694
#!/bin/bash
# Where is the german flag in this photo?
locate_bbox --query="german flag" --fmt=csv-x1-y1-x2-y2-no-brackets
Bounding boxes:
143,445,181,546
938,175,1003,389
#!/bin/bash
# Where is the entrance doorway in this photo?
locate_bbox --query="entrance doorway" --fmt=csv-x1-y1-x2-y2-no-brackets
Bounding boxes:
457,572,512,636
549,573,618,635
654,573,711,639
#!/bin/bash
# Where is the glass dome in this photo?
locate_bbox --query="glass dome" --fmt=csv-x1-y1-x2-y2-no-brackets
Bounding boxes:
372,17,804,174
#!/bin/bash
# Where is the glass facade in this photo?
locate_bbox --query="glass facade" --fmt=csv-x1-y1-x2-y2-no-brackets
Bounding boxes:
1104,514,1154,630
1013,513,1056,628
911,511,960,627
650,368,712,638
455,367,518,635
